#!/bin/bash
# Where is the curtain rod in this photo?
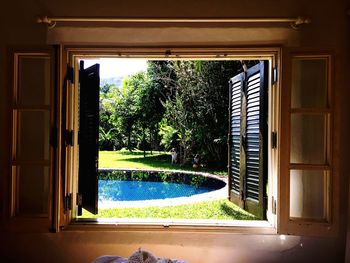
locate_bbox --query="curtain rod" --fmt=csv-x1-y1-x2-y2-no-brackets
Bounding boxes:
36,16,311,29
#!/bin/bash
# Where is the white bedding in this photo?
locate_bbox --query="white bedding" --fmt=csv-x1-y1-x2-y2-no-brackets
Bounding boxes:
92,249,187,263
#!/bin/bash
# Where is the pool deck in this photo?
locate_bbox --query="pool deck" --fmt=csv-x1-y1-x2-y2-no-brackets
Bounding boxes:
98,171,228,209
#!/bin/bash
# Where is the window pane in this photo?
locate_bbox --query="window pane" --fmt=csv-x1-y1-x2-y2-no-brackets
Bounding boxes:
18,56,51,106
290,114,327,164
289,170,328,220
16,165,50,215
291,59,327,108
17,110,50,161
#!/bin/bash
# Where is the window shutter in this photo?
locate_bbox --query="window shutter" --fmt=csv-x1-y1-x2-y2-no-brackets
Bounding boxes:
228,72,245,208
78,61,100,215
228,61,268,219
244,61,268,219
9,47,56,232
279,51,337,236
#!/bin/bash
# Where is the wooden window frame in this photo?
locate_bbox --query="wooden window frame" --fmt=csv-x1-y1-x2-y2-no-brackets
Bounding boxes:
57,47,280,234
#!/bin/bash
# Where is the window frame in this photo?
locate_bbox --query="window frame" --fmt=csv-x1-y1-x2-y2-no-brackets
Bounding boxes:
58,47,280,234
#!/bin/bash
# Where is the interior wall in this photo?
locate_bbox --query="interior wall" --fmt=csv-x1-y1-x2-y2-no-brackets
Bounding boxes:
0,0,349,262
0,229,345,263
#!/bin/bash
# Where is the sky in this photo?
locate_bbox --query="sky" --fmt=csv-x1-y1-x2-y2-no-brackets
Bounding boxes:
82,58,148,79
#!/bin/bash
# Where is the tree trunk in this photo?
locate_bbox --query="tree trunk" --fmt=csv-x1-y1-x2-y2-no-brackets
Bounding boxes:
128,131,131,152
143,127,146,158
150,129,153,155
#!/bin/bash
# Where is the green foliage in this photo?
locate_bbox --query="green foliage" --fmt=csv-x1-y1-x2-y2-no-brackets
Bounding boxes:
158,118,178,150
99,84,122,150
115,74,145,151
99,60,255,168
161,60,244,167
80,199,256,220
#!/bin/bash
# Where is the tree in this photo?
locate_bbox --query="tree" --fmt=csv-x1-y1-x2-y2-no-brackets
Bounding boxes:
114,74,145,151
143,61,175,152
161,60,245,167
99,84,121,150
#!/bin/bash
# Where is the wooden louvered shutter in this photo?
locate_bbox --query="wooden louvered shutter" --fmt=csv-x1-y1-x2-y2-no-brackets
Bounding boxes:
244,61,268,219
78,61,100,215
228,72,245,208
228,61,268,219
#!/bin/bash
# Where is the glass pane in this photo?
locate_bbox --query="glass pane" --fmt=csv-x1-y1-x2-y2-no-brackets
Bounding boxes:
290,114,327,164
290,170,328,220
16,165,50,215
291,58,327,108
17,110,50,161
18,56,51,106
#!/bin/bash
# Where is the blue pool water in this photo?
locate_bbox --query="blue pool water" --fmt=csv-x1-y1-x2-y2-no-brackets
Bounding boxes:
98,180,213,201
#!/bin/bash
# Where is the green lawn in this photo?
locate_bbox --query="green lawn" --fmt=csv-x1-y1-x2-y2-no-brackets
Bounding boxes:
99,149,227,176
99,149,175,169
81,199,255,220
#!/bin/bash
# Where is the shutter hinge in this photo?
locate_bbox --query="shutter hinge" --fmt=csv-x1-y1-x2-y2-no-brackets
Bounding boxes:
66,65,74,83
50,126,58,149
271,132,277,149
64,193,73,211
77,193,83,216
65,130,74,146
240,190,245,201
272,196,277,215
76,193,83,206
273,67,278,84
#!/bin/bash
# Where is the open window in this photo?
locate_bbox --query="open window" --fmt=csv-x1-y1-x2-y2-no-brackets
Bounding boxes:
74,57,271,220
61,49,277,228
8,47,338,237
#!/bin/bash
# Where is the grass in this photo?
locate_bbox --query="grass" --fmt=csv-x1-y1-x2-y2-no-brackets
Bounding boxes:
81,199,255,220
99,149,227,176
99,149,175,169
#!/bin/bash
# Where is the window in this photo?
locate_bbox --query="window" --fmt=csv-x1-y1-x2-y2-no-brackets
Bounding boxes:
59,48,278,230
76,58,269,221
9,47,337,236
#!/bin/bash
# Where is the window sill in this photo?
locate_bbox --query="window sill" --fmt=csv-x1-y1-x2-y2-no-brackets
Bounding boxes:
65,218,276,234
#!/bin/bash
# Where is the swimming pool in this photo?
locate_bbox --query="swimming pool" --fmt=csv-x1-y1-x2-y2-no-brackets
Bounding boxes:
99,180,213,201
98,169,227,205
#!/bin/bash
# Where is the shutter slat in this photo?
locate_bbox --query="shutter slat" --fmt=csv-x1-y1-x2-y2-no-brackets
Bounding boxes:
247,85,260,96
247,72,260,82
